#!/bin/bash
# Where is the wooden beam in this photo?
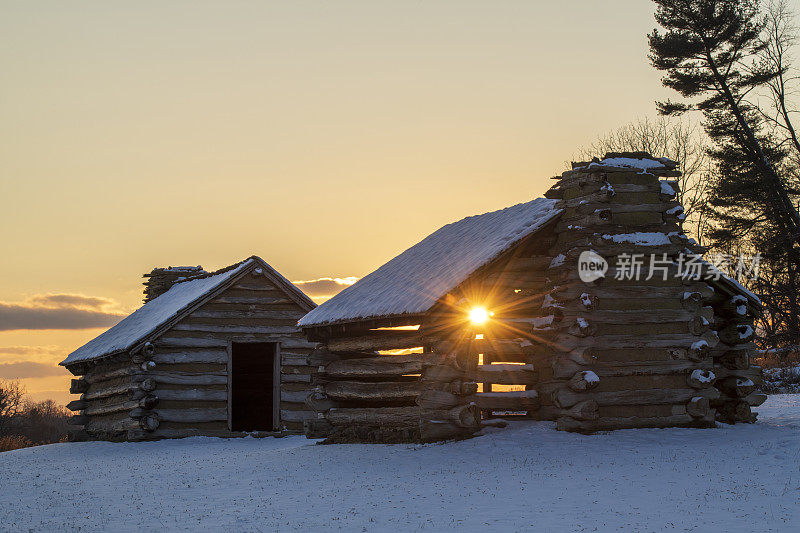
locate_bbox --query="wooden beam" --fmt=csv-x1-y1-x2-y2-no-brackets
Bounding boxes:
153,408,228,423
467,364,538,385
280,409,314,422
133,372,227,386
153,389,228,401
69,378,89,394
321,353,444,379
170,324,299,334
557,413,709,432
471,390,540,411
325,381,425,402
158,337,229,349
84,400,139,417
189,309,306,320
325,330,425,352
553,387,720,409
152,350,228,365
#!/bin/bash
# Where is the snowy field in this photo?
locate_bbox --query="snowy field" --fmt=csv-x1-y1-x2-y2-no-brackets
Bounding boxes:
2,396,800,532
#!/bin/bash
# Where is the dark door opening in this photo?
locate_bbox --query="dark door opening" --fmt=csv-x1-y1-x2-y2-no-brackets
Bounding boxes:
230,342,277,431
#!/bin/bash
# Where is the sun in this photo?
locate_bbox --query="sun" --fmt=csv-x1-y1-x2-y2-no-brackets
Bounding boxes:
469,307,491,325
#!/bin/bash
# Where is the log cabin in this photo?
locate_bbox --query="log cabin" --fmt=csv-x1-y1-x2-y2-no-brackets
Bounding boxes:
298,153,765,442
61,256,318,441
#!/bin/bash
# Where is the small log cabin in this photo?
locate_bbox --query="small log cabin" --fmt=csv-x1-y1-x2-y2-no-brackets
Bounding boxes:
299,153,765,442
61,256,319,441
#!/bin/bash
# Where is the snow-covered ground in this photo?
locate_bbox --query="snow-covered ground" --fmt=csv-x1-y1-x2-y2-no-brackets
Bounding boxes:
2,396,800,532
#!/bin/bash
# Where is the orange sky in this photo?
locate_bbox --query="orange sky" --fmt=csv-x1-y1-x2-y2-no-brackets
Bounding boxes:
4,1,789,405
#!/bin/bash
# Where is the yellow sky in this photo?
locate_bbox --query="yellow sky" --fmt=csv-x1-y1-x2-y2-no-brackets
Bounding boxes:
3,1,782,404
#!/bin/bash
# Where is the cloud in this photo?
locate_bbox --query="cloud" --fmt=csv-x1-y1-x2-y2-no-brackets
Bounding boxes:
0,362,68,379
28,294,115,309
0,293,125,331
293,277,358,297
0,346,65,366
0,345,62,356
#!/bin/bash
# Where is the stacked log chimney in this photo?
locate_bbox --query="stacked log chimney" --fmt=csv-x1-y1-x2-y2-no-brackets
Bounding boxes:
142,265,207,303
538,152,753,431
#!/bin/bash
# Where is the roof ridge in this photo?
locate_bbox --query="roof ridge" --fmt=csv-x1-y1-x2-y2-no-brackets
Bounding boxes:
173,257,252,284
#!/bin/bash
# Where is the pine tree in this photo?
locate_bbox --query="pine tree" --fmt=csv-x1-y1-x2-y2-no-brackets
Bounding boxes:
649,0,800,349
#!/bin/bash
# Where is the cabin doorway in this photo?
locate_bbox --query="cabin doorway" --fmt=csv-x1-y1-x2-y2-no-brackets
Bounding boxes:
230,342,279,432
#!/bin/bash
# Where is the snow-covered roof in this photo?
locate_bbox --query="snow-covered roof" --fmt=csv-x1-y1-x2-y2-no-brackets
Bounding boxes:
576,154,678,172
715,271,762,305
61,256,315,366
691,256,761,306
299,198,561,327
588,157,667,170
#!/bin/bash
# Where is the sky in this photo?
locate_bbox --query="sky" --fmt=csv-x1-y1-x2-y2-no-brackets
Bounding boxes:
0,0,765,404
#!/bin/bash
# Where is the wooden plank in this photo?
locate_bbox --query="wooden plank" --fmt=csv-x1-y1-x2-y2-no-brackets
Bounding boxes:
152,350,228,364
189,309,306,320
212,296,292,305
325,381,425,401
146,362,225,373
231,282,280,291
553,283,714,300
83,383,137,401
161,333,315,350
599,403,684,419
326,331,425,352
325,406,420,427
321,353,443,379
553,358,711,380
84,400,138,417
85,417,139,434
280,389,311,403
83,365,138,384
550,308,709,325
280,409,314,422
325,405,478,429
158,337,229,349
281,374,312,383
170,324,299,334
553,387,720,409
154,389,228,401
154,408,228,423
136,372,227,386
543,332,718,351
281,354,309,366
467,364,538,385
472,390,540,411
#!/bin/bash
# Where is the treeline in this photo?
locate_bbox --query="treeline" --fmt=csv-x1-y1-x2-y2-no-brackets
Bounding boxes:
581,0,800,356
0,380,70,452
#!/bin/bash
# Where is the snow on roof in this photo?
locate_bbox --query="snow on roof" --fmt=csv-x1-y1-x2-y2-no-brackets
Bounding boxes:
601,232,673,246
60,259,254,366
719,271,761,305
590,157,666,170
573,154,677,172
695,255,761,305
299,198,561,327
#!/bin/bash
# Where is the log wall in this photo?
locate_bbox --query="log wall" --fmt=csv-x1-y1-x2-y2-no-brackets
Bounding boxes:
300,329,482,443
66,266,317,441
